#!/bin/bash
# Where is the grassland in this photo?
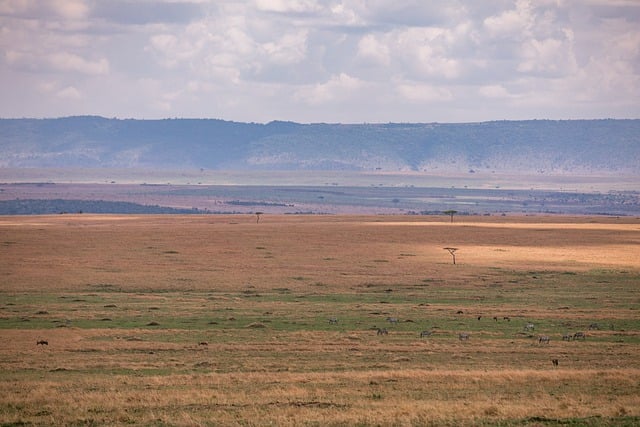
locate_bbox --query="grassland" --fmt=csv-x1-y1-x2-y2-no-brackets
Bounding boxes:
1,214,639,426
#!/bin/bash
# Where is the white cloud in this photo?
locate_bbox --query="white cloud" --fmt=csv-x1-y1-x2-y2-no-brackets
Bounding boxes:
262,30,308,65
483,0,534,39
396,82,453,102
48,52,109,75
356,34,390,66
254,0,321,14
56,86,82,100
0,0,639,121
478,84,513,99
294,73,365,105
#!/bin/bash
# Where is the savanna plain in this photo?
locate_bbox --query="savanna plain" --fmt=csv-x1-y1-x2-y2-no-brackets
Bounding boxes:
1,214,639,426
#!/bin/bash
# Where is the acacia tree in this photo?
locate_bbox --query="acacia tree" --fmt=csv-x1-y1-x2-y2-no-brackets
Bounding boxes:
443,210,458,223
444,247,458,264
255,212,263,223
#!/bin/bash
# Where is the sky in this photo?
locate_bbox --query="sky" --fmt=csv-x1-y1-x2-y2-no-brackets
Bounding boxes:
1,0,639,124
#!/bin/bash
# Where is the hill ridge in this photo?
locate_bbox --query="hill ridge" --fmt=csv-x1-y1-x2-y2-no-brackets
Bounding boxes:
1,117,638,175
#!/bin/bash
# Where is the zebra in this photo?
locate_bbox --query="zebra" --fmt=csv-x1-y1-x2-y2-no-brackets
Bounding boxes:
420,330,432,338
562,333,572,341
328,317,338,324
458,333,470,341
538,335,550,344
377,328,388,336
524,323,535,331
588,323,600,330
36,340,48,346
386,317,399,324
573,331,586,340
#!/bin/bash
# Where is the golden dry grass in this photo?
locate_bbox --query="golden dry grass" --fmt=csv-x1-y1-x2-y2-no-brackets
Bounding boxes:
1,214,639,426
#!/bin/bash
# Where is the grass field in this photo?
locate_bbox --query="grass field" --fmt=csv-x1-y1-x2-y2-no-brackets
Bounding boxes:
1,214,639,426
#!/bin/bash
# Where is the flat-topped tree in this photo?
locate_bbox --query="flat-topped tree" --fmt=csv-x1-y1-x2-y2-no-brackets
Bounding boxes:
444,247,458,264
255,212,263,223
443,210,457,223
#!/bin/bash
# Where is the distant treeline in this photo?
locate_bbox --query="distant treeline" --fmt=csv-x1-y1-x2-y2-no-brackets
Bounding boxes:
0,199,206,215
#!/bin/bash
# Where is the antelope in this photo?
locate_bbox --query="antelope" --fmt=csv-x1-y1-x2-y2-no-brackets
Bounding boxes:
36,340,48,346
458,333,470,341
538,335,550,344
420,330,432,338
377,328,388,336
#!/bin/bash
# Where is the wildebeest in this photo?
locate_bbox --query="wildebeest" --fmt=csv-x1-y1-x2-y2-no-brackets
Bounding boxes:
503,316,511,322
420,330,432,338
458,333,470,341
562,333,572,341
538,335,550,344
328,317,338,324
552,359,559,367
573,331,586,340
377,328,388,336
36,340,48,346
198,342,208,346
589,323,600,330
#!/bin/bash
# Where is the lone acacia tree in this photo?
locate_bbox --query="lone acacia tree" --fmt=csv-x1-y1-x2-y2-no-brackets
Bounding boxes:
443,210,458,223
255,212,263,223
444,247,458,264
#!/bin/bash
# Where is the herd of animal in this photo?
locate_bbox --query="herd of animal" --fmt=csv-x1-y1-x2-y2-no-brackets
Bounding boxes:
327,314,598,348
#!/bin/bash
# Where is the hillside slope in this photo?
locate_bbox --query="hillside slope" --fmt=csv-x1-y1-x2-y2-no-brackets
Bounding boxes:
1,117,638,174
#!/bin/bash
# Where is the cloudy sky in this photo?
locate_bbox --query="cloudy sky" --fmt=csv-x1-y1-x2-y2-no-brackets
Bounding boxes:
1,0,639,123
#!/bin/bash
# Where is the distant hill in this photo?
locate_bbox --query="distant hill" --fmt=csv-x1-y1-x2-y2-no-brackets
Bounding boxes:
1,116,638,175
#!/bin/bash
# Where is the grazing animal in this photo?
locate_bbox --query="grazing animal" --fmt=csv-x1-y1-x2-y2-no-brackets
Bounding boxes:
552,359,559,367
562,334,572,341
420,330,432,338
573,331,586,340
493,316,498,322
458,333,470,341
538,336,550,344
589,323,600,330
524,323,535,331
328,317,338,324
36,340,48,346
456,310,464,314
503,316,510,322
198,342,208,346
386,317,398,324
477,316,482,321
377,328,388,336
